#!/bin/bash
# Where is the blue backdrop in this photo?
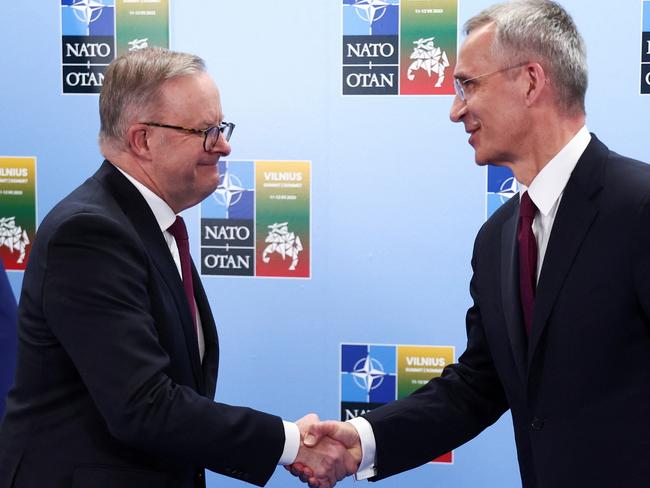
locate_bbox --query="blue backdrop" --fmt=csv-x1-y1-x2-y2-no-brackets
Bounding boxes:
1,2,648,487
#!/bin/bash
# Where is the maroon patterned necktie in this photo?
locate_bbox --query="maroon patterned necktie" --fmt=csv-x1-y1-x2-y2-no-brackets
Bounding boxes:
518,191,538,335
167,216,197,334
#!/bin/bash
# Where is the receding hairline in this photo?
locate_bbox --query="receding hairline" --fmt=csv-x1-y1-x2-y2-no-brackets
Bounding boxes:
464,15,495,35
152,71,224,124
453,22,499,78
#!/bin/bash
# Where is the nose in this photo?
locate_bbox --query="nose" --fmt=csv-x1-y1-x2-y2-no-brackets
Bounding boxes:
212,136,231,157
449,95,467,123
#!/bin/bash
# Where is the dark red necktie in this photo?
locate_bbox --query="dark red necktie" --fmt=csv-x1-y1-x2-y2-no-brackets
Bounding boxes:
167,216,197,334
518,191,538,335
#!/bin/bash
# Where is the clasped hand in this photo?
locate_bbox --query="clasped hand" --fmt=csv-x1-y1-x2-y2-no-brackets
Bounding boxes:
286,414,361,488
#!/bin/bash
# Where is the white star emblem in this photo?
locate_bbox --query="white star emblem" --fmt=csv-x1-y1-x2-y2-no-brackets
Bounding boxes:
212,172,245,208
351,356,386,392
353,0,390,25
498,176,519,203
70,0,106,25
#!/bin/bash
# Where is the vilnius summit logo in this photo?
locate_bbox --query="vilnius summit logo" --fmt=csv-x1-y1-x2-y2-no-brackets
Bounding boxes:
340,343,455,463
200,161,311,279
341,0,458,95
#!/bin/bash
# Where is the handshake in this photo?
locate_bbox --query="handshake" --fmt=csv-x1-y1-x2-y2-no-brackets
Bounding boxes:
287,414,363,488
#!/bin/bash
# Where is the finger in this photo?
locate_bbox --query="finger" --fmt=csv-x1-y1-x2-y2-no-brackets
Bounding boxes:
291,464,313,482
290,462,307,473
300,471,312,483
305,421,340,447
296,413,320,431
295,462,315,477
303,425,320,447
307,477,322,488
309,475,332,488
314,476,336,488
311,466,335,488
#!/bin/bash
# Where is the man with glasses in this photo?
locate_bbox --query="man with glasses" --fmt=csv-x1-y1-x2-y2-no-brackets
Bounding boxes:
292,2,650,488
0,48,357,488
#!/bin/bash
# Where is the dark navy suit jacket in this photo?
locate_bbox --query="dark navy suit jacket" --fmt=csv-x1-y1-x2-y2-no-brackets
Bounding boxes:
364,136,650,487
0,259,17,420
0,161,284,488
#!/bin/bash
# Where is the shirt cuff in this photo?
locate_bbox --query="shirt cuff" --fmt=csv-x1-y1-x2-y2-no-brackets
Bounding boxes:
278,420,300,465
347,417,377,480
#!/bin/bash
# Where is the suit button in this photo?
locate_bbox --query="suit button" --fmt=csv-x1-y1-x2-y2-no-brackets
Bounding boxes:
530,417,545,431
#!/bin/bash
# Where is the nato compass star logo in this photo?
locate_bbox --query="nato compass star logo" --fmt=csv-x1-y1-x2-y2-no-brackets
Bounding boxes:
353,0,390,25
212,172,245,208
351,356,386,392
69,0,107,25
498,176,519,203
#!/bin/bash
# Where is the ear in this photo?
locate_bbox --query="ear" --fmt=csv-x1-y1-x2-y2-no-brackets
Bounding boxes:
523,62,547,107
125,123,153,160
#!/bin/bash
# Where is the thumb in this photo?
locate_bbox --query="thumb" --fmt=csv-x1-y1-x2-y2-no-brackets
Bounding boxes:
304,420,340,447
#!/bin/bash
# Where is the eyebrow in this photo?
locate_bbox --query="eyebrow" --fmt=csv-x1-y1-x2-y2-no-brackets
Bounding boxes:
201,118,222,127
200,111,225,127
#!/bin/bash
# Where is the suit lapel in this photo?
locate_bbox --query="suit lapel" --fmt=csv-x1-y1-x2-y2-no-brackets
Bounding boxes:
527,136,606,366
95,161,205,388
500,202,528,382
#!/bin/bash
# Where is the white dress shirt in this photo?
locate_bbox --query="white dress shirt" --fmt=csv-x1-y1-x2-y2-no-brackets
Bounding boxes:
524,126,591,280
350,126,592,480
112,165,300,465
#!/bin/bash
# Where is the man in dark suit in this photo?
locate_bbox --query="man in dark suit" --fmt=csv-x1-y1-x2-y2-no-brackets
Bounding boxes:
0,258,17,420
0,48,357,488
293,1,650,487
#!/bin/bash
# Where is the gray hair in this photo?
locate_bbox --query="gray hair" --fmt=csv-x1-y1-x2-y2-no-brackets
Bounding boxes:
99,47,206,149
464,0,587,115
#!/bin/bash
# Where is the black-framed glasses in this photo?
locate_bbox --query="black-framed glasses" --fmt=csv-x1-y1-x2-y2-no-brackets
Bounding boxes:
453,62,528,101
142,121,235,152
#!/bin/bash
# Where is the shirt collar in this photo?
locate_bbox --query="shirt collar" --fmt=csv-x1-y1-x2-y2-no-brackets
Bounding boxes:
520,126,591,216
112,164,177,232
